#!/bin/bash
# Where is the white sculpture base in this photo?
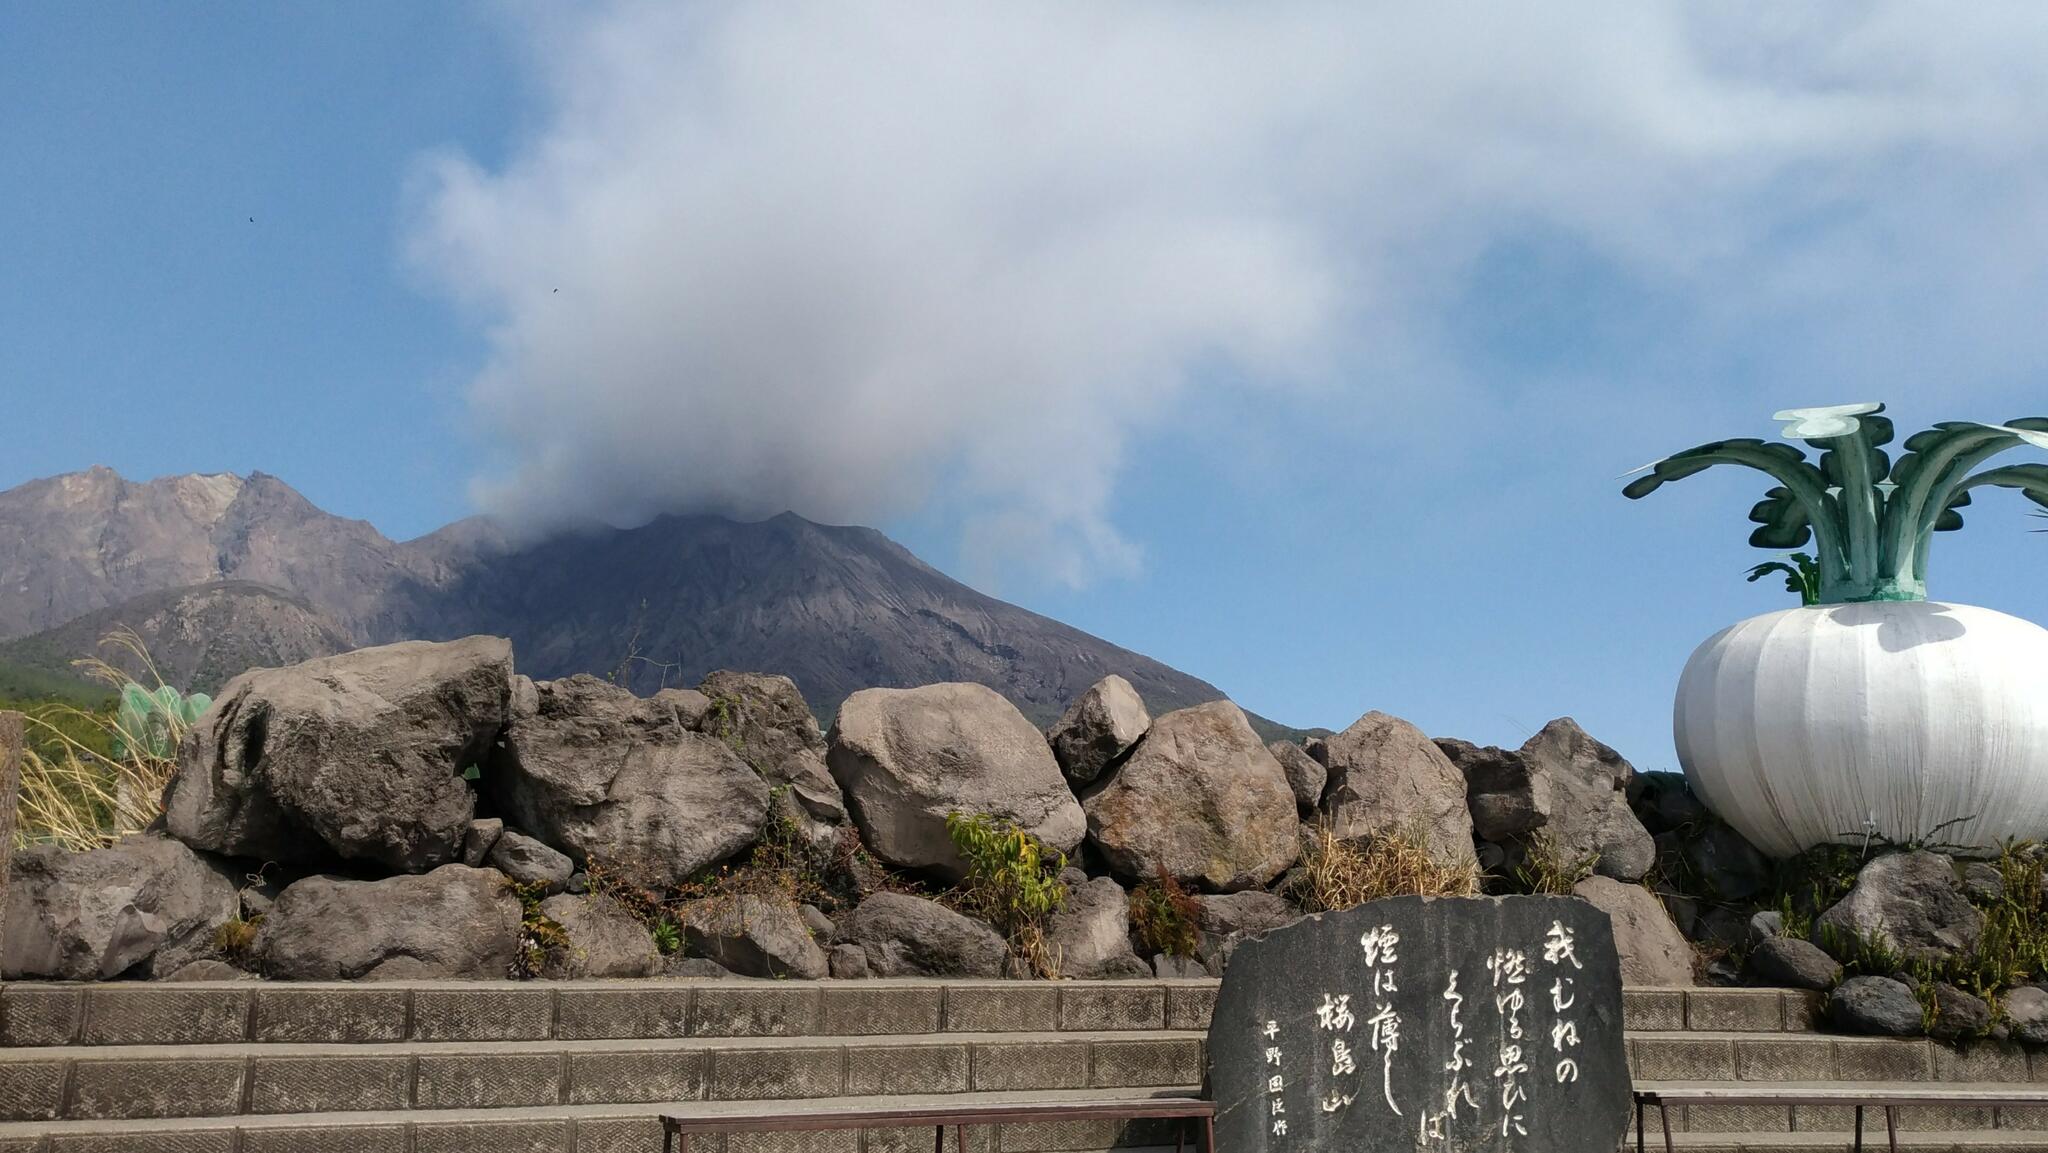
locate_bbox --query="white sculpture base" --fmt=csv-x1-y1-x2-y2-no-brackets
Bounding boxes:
1675,601,2048,858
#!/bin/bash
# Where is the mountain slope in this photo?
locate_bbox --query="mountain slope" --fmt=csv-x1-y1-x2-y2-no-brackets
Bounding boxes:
0,581,354,696
0,469,1261,730
427,511,1230,725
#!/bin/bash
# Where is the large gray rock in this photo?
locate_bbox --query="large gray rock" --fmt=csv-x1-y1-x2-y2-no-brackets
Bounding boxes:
165,636,513,871
1267,741,1327,814
1516,719,1655,882
2,835,238,980
1678,822,1772,902
2005,986,2048,1045
1572,876,1693,986
678,894,829,979
254,864,522,980
1045,876,1148,978
1435,737,1546,841
832,892,1007,977
493,674,770,888
1743,935,1839,991
1196,890,1297,938
487,829,574,894
1045,676,1150,786
1319,712,1476,868
828,683,1084,877
696,671,847,828
1828,976,1925,1037
1083,701,1299,892
538,893,662,978
1816,851,1983,965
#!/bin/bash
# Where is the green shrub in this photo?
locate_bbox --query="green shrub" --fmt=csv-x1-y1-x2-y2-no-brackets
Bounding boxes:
945,812,1068,977
505,879,573,979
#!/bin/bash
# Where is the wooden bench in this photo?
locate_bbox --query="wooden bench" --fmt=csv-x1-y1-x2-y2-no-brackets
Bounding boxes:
1633,1082,2048,1153
660,1095,1216,1153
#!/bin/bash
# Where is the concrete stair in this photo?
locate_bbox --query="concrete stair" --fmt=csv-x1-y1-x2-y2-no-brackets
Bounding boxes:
1,980,2044,1153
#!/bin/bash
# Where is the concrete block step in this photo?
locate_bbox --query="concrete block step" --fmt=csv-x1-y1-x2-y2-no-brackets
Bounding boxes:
0,1087,1206,1153
1628,1035,2047,1087
1653,1133,2048,1153
0,1031,1205,1123
1635,1082,2048,1135
0,981,1816,1048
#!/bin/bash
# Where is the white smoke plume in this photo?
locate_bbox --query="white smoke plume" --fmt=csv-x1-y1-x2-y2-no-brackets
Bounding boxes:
408,3,2048,582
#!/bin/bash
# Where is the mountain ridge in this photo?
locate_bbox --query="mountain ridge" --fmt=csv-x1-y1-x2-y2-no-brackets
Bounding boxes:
0,468,1281,733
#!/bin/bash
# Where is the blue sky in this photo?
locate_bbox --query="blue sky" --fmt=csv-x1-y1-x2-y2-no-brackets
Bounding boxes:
4,4,2046,767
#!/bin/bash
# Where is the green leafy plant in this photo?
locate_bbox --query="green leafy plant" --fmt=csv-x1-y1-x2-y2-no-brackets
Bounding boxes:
650,918,682,955
1745,552,1823,606
945,812,1068,977
1626,404,2048,603
1130,868,1204,959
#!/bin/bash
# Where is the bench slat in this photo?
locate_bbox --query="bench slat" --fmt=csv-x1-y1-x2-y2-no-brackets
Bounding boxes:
662,1096,1214,1134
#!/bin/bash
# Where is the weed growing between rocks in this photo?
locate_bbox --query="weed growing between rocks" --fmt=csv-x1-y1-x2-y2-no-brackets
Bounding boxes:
1511,829,1600,895
211,917,260,966
944,811,1069,978
1287,822,1479,913
1130,868,1203,958
506,878,573,978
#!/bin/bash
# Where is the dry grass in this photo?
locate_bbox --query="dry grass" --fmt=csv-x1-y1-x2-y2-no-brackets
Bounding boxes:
1513,828,1600,895
13,629,190,850
1287,821,1480,913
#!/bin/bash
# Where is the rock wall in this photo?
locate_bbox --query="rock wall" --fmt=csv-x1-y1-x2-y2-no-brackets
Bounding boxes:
6,632,2023,1050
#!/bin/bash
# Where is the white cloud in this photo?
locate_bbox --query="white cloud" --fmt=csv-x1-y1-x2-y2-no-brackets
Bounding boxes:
408,1,2048,581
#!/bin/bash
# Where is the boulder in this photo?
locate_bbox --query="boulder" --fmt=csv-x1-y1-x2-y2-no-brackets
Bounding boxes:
1743,936,1838,991
1267,741,1327,814
654,687,715,730
668,955,733,978
493,674,770,888
1816,851,1983,965
2006,986,2048,1045
161,959,251,982
1828,976,1925,1037
828,683,1084,877
1083,701,1299,892
1435,737,1545,841
1746,910,1784,947
1045,876,1148,979
1516,719,1655,882
1319,712,1475,867
678,895,829,979
1679,823,1772,902
2,835,239,980
1154,953,1207,979
165,636,513,871
461,818,504,868
828,943,871,979
1963,861,2005,904
832,892,1007,977
1927,982,1992,1042
253,864,522,980
1630,771,1710,835
1196,890,1297,938
537,893,662,978
1045,676,1151,785
799,904,834,939
1572,876,1693,986
696,671,847,828
487,830,575,894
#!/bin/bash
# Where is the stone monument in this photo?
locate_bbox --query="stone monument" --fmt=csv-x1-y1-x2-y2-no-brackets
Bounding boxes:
1206,895,1630,1153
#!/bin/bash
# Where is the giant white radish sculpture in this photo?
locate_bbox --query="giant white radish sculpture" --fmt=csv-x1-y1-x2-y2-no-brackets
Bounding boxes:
1626,404,2048,857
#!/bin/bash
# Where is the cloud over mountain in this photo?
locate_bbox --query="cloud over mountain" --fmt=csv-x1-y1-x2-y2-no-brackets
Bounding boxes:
408,3,2048,583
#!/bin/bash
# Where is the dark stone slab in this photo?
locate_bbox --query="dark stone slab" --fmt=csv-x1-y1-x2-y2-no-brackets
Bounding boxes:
1206,895,1629,1153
